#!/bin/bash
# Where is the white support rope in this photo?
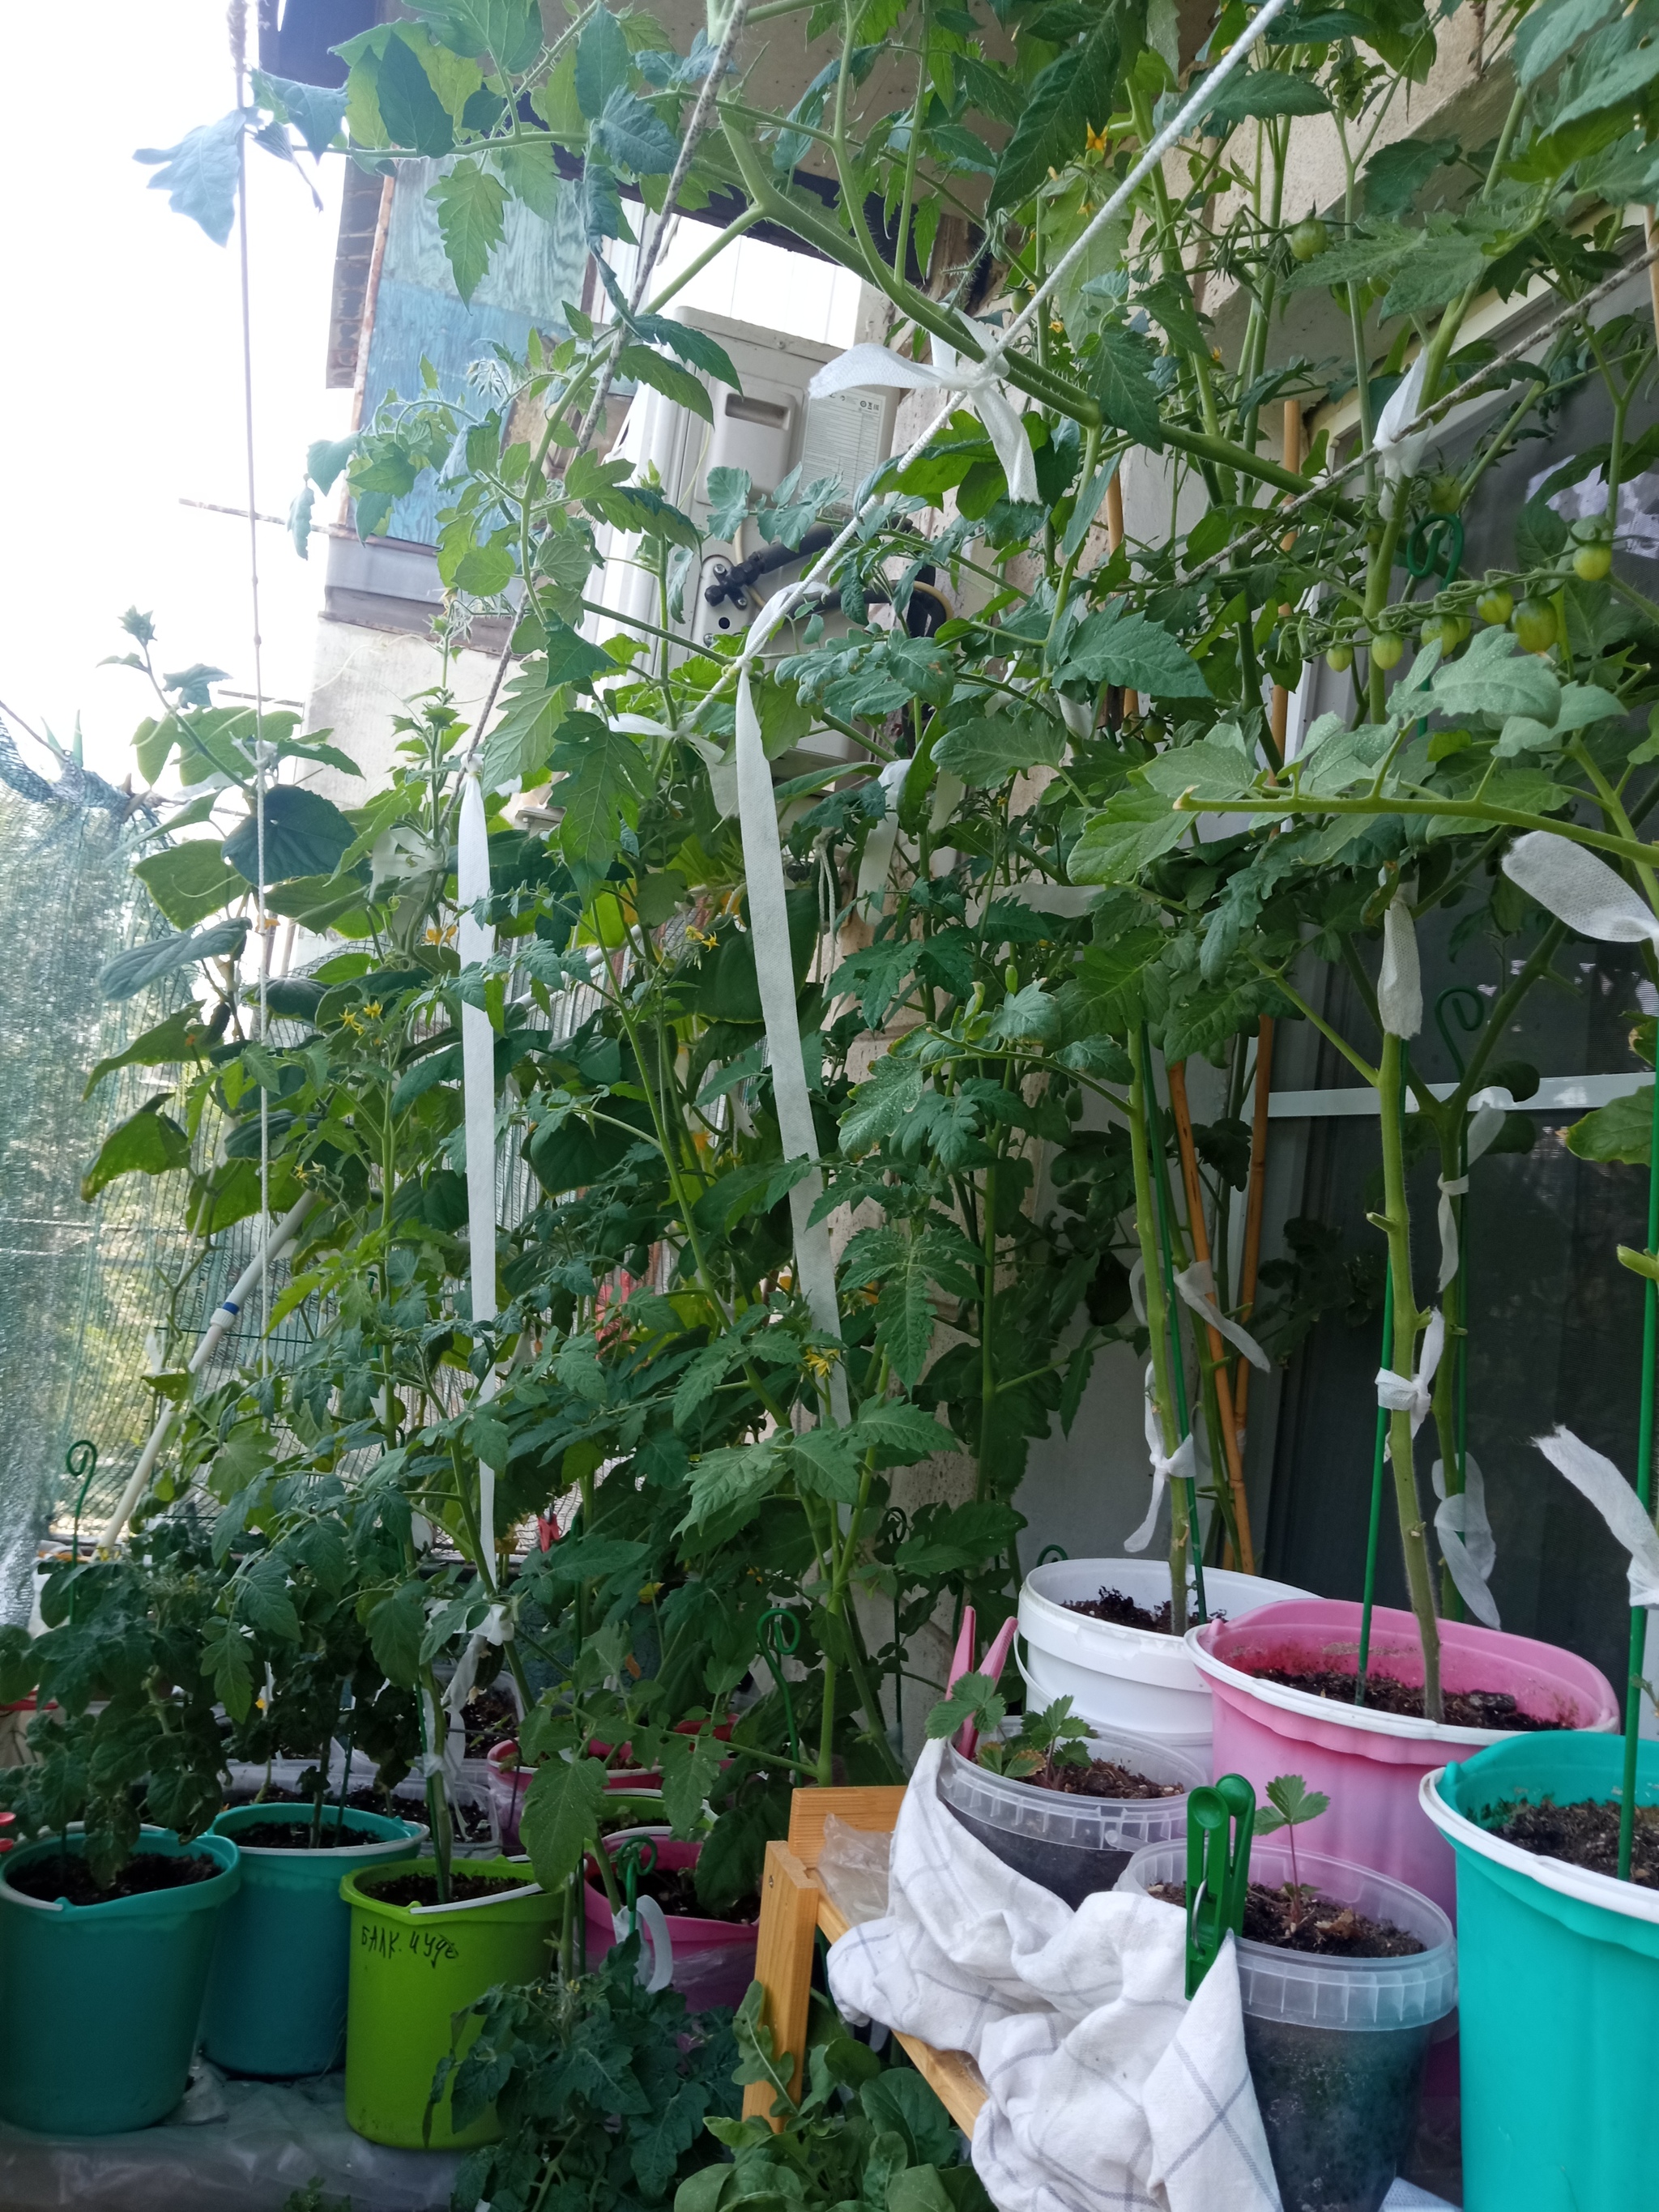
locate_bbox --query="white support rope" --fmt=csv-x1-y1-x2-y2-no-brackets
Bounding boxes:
231,2,272,1369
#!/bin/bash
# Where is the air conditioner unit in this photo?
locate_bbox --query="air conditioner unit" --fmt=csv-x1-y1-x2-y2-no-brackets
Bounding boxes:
584,309,902,765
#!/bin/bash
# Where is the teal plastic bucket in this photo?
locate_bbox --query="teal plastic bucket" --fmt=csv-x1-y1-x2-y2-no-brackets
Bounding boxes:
1424,1732,1659,2212
203,1803,424,2078
0,1825,241,2134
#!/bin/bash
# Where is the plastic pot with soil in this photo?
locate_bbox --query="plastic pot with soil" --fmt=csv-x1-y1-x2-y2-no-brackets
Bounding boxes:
938,1725,1205,1907
339,1856,560,2149
487,1739,663,1853
1121,1837,1456,2212
0,1825,241,2134
202,1801,424,2079
583,1828,758,2009
1188,1599,1618,1917
1017,1557,1315,1755
1423,1729,1659,2211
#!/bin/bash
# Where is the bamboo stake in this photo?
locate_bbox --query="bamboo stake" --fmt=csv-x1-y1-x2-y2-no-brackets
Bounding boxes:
1167,1061,1256,1573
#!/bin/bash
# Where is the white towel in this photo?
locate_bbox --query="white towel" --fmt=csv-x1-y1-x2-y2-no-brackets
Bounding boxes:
826,1740,1282,2212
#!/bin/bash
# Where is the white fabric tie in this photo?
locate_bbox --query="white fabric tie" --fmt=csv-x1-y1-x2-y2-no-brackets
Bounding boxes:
1376,1308,1444,1436
458,769,501,1579
1372,351,1488,518
1501,831,1659,946
853,754,914,917
1125,1363,1196,1552
1430,1452,1500,1629
1378,890,1422,1038
419,1686,465,1788
808,325,1038,506
1534,1426,1659,1609
1435,1091,1508,1290
1174,1259,1270,1371
442,1602,512,1724
736,669,850,1423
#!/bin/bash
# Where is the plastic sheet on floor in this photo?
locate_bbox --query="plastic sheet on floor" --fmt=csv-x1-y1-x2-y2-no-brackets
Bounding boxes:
0,2060,461,2210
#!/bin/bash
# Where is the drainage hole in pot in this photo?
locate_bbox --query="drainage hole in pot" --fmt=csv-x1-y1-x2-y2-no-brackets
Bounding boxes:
1246,1668,1567,1731
1480,1795,1659,1884
7,1851,223,1906
369,1869,528,1907
1148,1882,1425,1958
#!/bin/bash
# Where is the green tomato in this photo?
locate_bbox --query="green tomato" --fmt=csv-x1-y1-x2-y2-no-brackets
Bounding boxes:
1513,598,1559,654
1573,542,1613,582
1427,473,1462,516
1476,586,1513,626
1371,631,1405,671
1326,641,1354,673
1289,216,1330,263
1004,961,1019,994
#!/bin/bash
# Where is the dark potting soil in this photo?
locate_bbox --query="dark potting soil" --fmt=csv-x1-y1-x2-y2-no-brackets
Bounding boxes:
1063,1587,1227,1636
7,1851,222,1907
1148,1881,1425,1958
1486,1794,1659,1886
624,1861,757,1923
1246,1667,1564,1733
233,1818,386,1849
463,1685,518,1758
1022,1756,1183,1801
237,1780,490,1843
367,1869,531,1907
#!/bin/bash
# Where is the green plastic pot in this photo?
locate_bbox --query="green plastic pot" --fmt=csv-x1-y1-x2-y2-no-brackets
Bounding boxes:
0,1825,241,2134
1424,1732,1659,2212
340,1855,560,2148
203,1803,424,2078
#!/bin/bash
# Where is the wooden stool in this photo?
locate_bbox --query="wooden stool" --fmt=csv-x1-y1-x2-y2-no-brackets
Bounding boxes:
741,1784,987,2133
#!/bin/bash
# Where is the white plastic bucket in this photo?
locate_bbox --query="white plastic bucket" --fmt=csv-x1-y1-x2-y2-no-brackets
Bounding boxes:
1017,1558,1314,1750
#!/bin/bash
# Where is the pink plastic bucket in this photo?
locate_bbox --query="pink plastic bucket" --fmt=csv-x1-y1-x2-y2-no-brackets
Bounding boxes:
584,1830,757,2010
1190,1599,1618,1920
487,1742,663,1852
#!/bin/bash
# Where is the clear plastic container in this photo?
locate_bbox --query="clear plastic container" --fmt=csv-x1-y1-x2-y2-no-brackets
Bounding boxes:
938,1730,1207,1907
1120,1839,1455,2212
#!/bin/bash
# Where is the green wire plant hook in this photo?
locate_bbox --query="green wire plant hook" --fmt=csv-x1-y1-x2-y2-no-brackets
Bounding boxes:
758,1607,803,1768
616,1834,658,1917
1036,1544,1068,1565
66,1440,98,1564
1184,1774,1256,1998
1405,513,1465,586
1432,984,1486,1078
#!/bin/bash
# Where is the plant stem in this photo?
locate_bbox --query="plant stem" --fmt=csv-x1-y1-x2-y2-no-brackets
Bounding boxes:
1128,1028,1191,1638
1376,1035,1443,1721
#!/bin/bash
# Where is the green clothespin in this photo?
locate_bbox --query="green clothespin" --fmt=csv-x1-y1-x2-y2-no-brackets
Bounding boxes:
1184,1774,1256,1999
758,1607,802,1768
1405,512,1464,586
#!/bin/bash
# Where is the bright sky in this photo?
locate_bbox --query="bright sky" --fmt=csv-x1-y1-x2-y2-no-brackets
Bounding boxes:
0,2,350,783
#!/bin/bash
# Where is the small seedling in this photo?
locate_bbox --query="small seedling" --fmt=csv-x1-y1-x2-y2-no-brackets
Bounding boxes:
925,1681,1091,1780
1253,1773,1330,1911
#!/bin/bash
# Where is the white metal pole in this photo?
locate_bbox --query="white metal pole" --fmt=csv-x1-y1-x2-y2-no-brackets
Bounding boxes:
96,1189,317,1554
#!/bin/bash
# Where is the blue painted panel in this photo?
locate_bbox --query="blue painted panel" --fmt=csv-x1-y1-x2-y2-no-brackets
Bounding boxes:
361,156,589,548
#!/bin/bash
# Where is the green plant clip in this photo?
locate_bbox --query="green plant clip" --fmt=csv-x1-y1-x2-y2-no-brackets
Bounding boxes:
1036,1544,1068,1564
1405,514,1464,585
759,1607,803,1767
616,1833,657,1916
1184,1773,1256,1999
66,1439,98,1564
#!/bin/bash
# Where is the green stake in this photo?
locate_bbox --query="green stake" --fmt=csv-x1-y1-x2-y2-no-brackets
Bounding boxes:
1617,1069,1659,1881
